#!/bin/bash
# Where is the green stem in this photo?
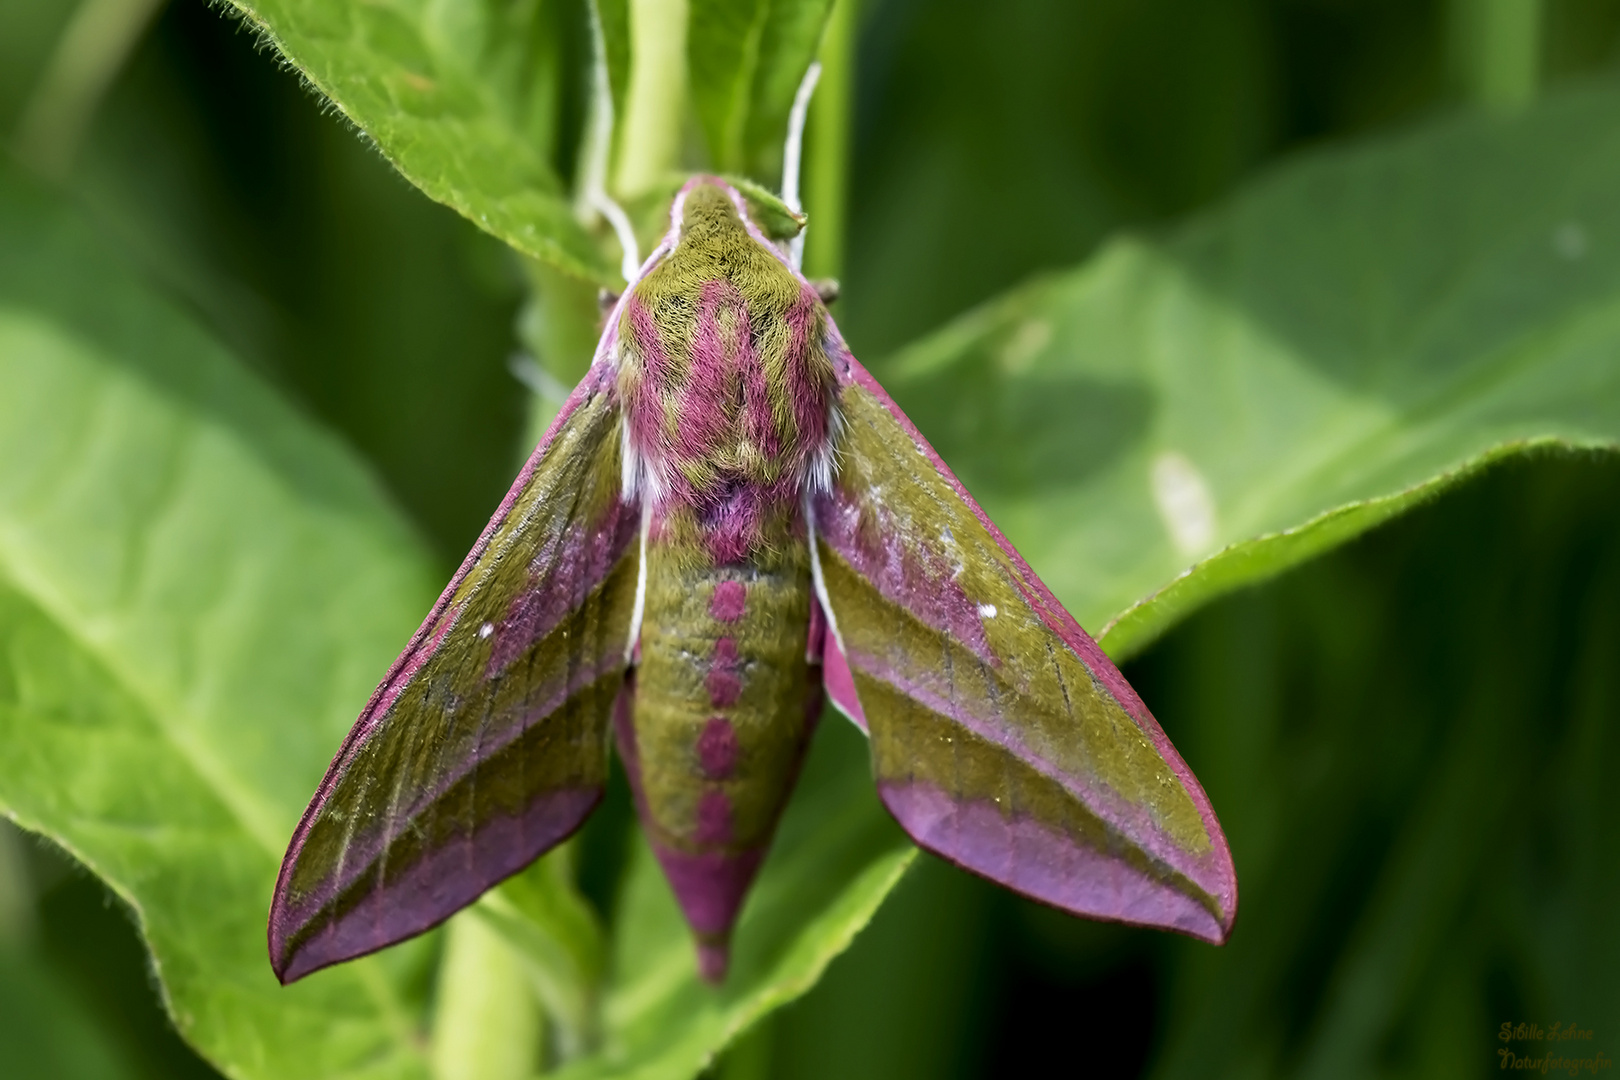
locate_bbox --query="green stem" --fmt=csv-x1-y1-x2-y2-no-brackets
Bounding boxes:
803,0,858,280
614,0,690,197
0,822,35,946
516,259,605,455
430,914,543,1080
473,844,606,1063
13,0,167,178
1449,0,1542,113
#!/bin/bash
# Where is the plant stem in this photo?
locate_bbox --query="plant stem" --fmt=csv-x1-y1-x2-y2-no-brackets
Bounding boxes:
516,259,604,454
430,914,543,1080
1449,0,1542,113
473,844,606,1063
614,0,690,197
13,0,167,178
0,823,34,946
803,0,858,280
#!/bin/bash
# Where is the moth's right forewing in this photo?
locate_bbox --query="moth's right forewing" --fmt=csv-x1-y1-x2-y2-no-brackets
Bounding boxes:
269,368,640,983
810,352,1236,945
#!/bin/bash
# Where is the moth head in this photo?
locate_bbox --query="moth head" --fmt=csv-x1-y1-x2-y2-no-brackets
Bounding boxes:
666,176,806,254
667,178,752,249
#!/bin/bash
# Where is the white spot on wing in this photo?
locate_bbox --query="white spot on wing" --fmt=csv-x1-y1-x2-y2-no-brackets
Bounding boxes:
1151,450,1217,557
478,622,494,639
978,603,998,619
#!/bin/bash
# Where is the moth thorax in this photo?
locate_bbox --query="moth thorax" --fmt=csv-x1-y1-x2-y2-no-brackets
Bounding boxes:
616,289,840,510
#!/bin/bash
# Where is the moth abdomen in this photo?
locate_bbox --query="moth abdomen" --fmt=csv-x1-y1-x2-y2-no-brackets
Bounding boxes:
621,536,820,981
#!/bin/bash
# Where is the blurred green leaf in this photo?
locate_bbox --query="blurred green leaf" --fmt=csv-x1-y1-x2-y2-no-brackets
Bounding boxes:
0,941,137,1080
770,854,998,1080
0,165,441,1078
0,0,76,129
724,174,806,238
20,839,227,1080
878,81,1620,661
687,0,833,180
224,0,616,284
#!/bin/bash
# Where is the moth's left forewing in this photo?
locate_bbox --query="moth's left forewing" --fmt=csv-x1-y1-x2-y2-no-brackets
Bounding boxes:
269,369,640,983
809,348,1237,944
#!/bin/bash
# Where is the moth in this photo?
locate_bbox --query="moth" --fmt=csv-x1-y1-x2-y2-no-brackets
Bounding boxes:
268,177,1237,986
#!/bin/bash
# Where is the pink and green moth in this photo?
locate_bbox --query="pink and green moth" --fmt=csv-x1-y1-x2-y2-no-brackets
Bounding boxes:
267,176,1237,986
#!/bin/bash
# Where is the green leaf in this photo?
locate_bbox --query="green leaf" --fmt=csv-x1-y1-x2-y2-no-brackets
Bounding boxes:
0,166,442,1078
724,174,806,239
878,81,1620,661
688,0,834,180
224,0,618,285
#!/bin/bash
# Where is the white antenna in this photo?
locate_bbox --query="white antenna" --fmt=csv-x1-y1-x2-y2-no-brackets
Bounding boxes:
781,60,821,270
580,0,640,282
593,191,642,284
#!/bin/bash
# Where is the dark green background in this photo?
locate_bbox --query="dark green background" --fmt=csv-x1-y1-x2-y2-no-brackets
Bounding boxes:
3,1,1618,1076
